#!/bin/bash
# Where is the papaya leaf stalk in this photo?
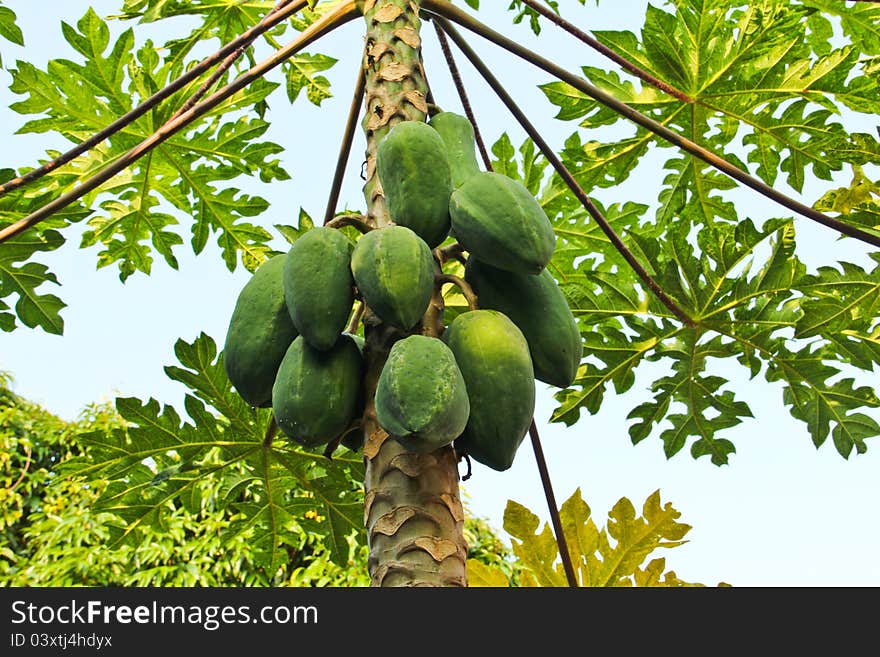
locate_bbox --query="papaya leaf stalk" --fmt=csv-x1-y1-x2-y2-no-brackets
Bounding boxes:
324,62,367,225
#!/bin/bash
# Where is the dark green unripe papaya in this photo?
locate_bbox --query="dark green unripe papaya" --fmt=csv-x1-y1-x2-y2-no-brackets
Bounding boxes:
375,335,470,453
465,258,582,388
283,227,355,352
376,120,452,248
443,310,535,471
350,226,435,330
223,254,298,408
272,334,363,448
428,111,480,189
449,171,556,275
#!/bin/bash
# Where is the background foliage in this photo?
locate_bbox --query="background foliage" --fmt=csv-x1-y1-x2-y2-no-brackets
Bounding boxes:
1,372,707,586
1,0,878,584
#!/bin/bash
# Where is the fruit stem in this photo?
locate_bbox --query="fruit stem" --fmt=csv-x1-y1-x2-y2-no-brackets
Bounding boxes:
326,214,374,234
347,301,365,333
435,242,466,266
435,273,478,312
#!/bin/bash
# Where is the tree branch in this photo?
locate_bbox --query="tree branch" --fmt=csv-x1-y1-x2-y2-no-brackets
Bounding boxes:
7,444,33,494
422,0,880,250
0,0,309,199
0,2,359,245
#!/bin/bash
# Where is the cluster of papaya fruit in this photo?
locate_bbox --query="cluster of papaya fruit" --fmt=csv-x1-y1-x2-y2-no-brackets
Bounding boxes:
223,111,581,473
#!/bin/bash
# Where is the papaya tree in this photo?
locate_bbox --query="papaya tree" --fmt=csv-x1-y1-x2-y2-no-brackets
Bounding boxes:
1,0,879,588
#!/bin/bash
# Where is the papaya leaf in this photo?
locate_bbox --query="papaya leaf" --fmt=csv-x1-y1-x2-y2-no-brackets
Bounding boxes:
162,332,258,436
115,0,283,68
554,128,656,192
275,208,316,245
61,333,365,570
800,0,880,57
271,448,364,566
632,333,751,464
0,166,92,334
465,559,512,587
763,344,880,457
0,228,66,335
497,488,715,586
0,5,23,69
503,499,566,587
284,52,337,106
542,0,880,227
552,322,668,425
813,167,879,216
795,260,880,341
7,9,288,280
506,0,559,35
550,183,878,461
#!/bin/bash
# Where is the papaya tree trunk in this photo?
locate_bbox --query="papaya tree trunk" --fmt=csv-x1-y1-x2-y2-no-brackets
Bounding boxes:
356,0,468,587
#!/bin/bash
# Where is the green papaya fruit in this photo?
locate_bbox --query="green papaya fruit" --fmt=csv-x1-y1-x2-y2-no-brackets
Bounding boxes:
449,171,555,275
272,334,363,448
283,227,355,351
375,335,470,453
443,310,535,471
465,258,581,388
223,254,298,408
428,111,480,189
350,225,435,330
377,120,452,248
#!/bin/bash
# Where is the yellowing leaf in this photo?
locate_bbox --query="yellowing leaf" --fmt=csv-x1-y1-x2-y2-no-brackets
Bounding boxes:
503,488,715,587
466,559,510,587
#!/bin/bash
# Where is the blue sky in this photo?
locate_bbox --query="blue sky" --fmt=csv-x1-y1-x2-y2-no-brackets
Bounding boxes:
1,0,879,586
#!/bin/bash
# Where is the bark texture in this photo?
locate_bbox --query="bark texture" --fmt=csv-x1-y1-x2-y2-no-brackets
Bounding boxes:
356,0,468,587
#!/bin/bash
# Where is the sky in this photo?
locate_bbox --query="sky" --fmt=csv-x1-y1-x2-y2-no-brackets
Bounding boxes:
1,0,879,587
